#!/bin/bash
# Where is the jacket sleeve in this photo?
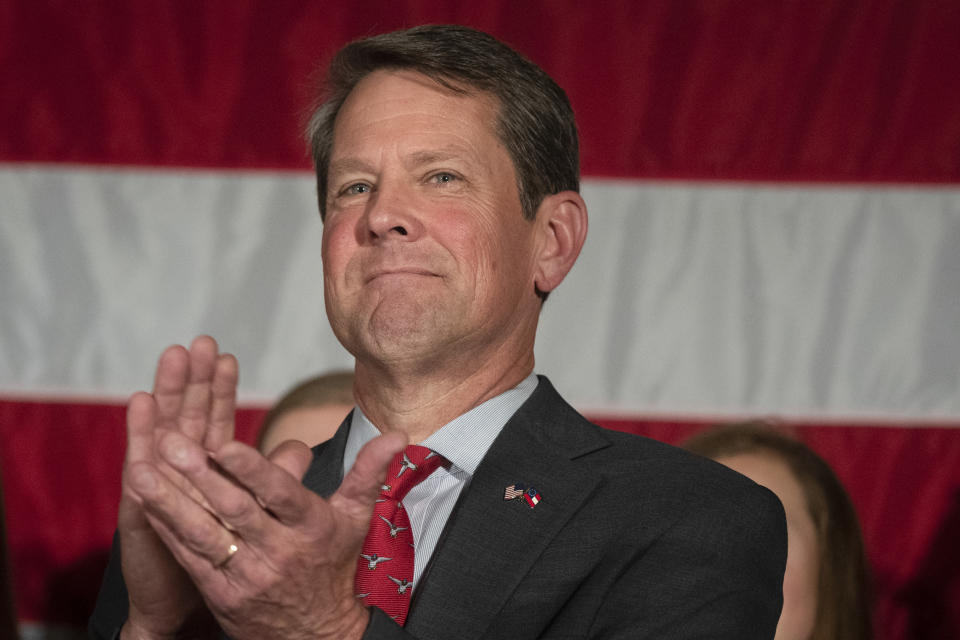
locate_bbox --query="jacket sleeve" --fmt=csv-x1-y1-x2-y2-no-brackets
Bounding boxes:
587,481,788,640
88,532,129,640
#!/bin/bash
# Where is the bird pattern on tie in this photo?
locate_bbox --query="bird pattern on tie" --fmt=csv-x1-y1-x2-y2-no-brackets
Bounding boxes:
355,445,447,625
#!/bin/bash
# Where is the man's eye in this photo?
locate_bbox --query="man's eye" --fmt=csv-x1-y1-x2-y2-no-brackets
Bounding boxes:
345,183,371,195
431,172,457,185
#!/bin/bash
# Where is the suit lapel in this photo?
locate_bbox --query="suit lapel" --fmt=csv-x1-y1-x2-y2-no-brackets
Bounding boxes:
301,412,352,497
407,379,610,640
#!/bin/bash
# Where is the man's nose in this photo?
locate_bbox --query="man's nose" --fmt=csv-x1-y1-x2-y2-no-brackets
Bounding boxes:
363,182,423,242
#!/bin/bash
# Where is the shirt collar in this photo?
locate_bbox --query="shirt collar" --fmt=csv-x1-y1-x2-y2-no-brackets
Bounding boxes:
342,374,538,476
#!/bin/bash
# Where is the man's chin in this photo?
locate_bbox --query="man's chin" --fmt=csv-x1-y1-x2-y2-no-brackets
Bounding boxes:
355,305,445,354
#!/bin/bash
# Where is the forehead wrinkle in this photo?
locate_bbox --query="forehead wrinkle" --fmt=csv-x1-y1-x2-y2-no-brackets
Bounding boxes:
329,75,504,183
405,146,478,170
332,144,484,182
328,156,377,179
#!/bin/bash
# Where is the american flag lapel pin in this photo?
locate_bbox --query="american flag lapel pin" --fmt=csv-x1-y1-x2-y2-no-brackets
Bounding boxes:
504,483,541,508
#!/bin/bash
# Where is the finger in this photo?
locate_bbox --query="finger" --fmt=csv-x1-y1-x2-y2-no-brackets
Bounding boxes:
176,336,220,442
266,440,314,481
135,366,206,500
140,510,237,592
160,432,310,546
126,361,213,530
330,431,407,525
212,440,312,527
125,391,158,466
127,459,238,570
158,430,262,526
151,344,190,431
121,390,192,538
203,353,238,451
122,392,162,525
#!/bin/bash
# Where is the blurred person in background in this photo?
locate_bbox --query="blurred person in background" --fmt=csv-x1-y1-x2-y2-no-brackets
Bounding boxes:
256,370,354,455
684,422,872,640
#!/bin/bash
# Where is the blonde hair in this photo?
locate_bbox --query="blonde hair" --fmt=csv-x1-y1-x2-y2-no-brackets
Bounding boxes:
256,371,354,450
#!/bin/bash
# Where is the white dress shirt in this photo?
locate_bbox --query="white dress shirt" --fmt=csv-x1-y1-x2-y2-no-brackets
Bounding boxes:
342,374,538,592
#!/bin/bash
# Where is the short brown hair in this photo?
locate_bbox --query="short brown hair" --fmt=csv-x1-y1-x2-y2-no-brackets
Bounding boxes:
306,24,579,223
683,422,872,640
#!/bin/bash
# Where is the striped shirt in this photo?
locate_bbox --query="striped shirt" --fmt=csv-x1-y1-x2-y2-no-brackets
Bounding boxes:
342,374,539,592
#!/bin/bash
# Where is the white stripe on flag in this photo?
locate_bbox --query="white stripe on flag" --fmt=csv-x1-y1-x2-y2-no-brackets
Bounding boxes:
2,166,958,419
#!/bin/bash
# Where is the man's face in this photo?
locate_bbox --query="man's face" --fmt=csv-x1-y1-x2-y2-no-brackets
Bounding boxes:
321,70,542,371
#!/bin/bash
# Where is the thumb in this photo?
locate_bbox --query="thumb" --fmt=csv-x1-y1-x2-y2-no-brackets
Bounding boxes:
267,439,314,480
330,431,407,524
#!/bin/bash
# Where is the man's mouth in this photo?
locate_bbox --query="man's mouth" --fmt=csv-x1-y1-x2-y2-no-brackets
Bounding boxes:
365,267,438,284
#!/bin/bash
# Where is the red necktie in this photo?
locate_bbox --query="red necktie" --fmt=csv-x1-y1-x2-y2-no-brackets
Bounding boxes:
355,445,447,625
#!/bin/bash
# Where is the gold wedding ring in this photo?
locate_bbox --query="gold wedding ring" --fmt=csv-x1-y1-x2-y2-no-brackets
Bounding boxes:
215,541,239,569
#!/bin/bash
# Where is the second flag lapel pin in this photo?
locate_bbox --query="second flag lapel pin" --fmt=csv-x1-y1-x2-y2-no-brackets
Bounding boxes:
504,483,542,508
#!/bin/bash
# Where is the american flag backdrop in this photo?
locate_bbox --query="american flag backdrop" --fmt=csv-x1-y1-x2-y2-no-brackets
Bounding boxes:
1,2,959,638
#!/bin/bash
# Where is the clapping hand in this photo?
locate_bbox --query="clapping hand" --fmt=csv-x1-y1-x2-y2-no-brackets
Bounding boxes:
119,336,405,640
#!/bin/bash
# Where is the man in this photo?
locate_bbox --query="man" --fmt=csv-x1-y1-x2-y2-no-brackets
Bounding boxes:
257,371,355,455
91,25,786,639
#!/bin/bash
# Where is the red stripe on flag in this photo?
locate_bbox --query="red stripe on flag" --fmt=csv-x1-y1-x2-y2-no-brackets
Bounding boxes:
2,397,956,635
0,399,265,623
1,2,958,182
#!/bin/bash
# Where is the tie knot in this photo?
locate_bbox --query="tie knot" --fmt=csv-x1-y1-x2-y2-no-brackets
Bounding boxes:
382,445,446,501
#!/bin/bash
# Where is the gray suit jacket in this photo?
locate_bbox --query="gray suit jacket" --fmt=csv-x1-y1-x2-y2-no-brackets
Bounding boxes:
90,376,786,639
308,377,787,639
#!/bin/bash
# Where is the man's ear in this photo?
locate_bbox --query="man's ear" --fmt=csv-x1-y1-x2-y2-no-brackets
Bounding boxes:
532,190,588,295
